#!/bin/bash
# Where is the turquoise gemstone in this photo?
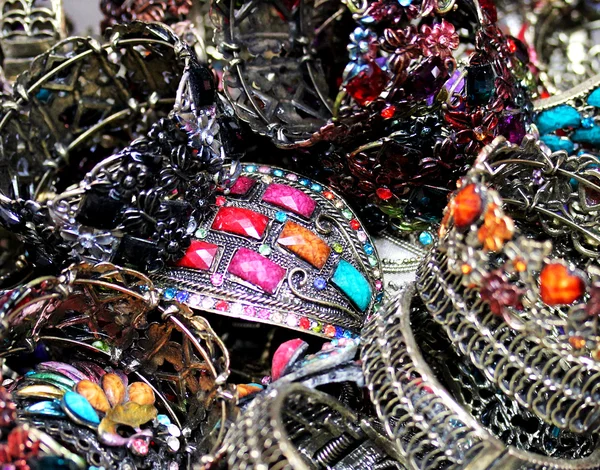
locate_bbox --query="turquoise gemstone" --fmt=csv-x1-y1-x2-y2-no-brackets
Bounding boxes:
572,126,600,145
26,400,66,417
245,165,257,173
157,414,172,426
583,117,595,128
61,391,100,426
535,105,581,135
331,260,372,312
418,231,434,246
588,88,600,107
540,134,574,154
275,211,288,223
163,288,177,300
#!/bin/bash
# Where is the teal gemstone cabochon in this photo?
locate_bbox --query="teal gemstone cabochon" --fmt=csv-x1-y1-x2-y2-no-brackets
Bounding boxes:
536,105,581,135
331,260,373,312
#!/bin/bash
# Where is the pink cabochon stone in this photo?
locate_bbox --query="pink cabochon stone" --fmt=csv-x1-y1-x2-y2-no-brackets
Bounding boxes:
272,339,308,381
228,247,286,294
262,183,317,218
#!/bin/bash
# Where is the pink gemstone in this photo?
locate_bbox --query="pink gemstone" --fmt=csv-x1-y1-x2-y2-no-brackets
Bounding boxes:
262,183,316,218
212,207,269,240
257,309,271,320
271,339,307,381
229,176,256,196
130,438,149,456
244,305,257,317
375,280,383,291
286,313,299,327
228,248,286,294
286,173,298,181
259,166,271,174
357,231,367,242
211,273,224,286
187,294,202,308
176,240,219,271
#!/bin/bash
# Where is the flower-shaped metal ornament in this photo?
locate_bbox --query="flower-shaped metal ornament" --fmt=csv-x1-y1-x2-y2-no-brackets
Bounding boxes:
152,164,384,339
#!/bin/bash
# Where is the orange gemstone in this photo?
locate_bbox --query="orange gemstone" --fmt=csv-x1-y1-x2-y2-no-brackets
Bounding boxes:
452,184,482,228
569,336,586,349
477,203,514,251
513,259,527,272
461,264,473,275
540,263,585,305
277,221,331,269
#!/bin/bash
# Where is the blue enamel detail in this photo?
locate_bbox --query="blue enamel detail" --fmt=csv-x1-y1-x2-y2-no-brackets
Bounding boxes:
331,260,372,312
535,105,581,135
26,400,66,417
62,391,100,426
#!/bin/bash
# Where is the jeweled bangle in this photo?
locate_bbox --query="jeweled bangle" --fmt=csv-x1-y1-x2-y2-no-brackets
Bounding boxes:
151,163,383,339
361,285,600,469
215,383,406,469
0,22,187,203
0,261,233,466
0,31,243,273
414,136,600,433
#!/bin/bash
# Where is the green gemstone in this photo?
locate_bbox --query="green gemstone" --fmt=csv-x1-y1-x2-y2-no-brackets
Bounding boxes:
312,322,323,333
259,244,272,256
368,255,378,267
342,209,353,219
195,228,208,239
332,243,343,254
92,341,110,352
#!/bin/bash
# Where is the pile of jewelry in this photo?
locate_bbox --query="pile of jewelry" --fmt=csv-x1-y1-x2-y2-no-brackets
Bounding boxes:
3,0,600,469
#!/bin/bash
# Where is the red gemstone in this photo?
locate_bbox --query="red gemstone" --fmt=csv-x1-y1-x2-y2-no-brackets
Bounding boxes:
381,105,396,119
323,191,335,200
228,248,287,294
176,240,219,271
299,317,311,330
215,196,226,207
345,62,387,106
215,300,229,311
478,0,498,23
229,176,256,196
350,219,361,230
262,183,316,218
376,188,393,200
540,263,586,306
212,207,269,240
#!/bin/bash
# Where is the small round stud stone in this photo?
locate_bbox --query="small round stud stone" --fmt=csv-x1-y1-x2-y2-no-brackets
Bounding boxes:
314,278,327,290
259,244,272,256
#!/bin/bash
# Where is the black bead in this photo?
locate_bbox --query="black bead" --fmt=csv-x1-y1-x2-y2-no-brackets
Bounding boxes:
114,235,161,270
188,58,216,108
76,187,124,230
357,203,389,234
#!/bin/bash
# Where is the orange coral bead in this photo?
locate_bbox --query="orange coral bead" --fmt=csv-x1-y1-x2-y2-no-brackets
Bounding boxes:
452,184,483,228
102,373,126,408
76,380,110,413
128,382,155,406
540,263,585,306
